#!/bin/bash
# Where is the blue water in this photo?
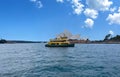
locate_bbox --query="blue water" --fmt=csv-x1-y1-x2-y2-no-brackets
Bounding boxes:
0,44,120,77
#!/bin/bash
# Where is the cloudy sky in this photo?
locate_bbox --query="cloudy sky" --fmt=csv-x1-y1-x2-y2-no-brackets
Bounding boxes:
0,0,120,41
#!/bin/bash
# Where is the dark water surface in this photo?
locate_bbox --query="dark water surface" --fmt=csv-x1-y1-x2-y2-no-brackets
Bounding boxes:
0,43,120,77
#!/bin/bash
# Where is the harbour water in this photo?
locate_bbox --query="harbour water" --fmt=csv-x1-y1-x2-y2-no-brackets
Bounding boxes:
0,43,120,77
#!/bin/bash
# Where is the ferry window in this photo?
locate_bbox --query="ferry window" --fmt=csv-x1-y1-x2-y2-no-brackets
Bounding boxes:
61,43,68,45
51,43,55,45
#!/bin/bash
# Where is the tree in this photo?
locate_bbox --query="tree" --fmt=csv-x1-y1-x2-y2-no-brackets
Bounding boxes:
110,35,120,41
104,34,111,41
0,39,7,43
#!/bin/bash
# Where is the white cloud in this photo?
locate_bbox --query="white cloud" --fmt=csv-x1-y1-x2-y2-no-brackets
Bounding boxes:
30,0,43,8
110,7,117,12
118,7,120,12
37,1,43,8
71,0,84,15
106,7,120,25
86,0,113,11
109,30,114,35
84,8,98,19
84,18,94,28
30,0,37,2
56,0,64,3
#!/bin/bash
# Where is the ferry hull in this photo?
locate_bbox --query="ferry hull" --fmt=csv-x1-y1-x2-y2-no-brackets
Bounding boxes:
45,44,74,47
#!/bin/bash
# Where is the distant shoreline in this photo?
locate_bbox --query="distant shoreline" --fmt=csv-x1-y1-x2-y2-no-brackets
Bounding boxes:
0,40,47,44
78,42,120,44
1,41,120,44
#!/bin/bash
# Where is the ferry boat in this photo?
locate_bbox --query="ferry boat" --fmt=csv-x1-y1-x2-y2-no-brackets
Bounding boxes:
45,36,74,47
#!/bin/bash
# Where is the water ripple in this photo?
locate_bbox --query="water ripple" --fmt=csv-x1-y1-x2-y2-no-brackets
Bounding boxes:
0,44,120,77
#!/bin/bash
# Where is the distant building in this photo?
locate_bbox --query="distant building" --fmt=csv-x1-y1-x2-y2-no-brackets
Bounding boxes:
56,30,89,43
68,39,89,44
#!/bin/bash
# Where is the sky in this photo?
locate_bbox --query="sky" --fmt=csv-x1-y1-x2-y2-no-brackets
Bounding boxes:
0,0,120,41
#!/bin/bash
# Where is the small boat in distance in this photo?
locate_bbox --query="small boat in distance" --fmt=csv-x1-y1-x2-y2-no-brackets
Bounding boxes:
45,36,74,47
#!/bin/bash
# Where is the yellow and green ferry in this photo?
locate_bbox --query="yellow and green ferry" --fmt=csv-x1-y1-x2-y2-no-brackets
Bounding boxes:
45,36,74,47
